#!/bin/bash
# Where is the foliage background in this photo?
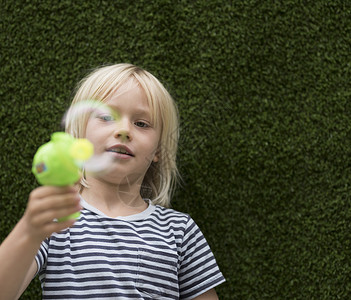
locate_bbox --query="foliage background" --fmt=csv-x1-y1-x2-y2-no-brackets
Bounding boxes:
1,0,351,299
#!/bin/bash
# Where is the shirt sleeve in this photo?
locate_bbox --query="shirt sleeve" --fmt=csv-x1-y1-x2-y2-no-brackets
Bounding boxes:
178,216,225,299
34,238,49,277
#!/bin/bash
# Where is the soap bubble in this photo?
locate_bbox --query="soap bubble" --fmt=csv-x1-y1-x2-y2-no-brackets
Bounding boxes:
61,99,120,130
84,152,115,175
61,100,120,177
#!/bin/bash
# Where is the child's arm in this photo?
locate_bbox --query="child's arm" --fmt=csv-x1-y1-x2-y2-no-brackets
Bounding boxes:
0,186,81,300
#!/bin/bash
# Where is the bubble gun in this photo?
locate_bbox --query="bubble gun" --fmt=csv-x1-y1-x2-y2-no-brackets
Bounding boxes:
32,132,93,221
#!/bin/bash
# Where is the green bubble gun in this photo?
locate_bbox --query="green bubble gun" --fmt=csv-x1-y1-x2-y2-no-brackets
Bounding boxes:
32,132,94,221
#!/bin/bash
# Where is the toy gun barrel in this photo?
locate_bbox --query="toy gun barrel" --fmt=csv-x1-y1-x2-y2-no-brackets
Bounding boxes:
32,132,93,221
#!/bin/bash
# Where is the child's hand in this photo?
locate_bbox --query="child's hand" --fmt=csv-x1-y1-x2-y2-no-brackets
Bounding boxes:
22,186,81,243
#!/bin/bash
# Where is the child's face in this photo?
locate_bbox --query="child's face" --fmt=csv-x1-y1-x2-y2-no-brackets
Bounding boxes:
84,80,161,186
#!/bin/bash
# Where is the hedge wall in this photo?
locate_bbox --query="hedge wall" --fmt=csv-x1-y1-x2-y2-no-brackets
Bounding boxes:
1,0,351,299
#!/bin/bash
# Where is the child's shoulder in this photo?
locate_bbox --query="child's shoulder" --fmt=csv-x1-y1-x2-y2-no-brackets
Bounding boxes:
151,205,191,224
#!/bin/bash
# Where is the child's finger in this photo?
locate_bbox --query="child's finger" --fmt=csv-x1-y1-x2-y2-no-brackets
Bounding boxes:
30,185,78,200
31,203,82,227
32,192,80,213
42,219,77,238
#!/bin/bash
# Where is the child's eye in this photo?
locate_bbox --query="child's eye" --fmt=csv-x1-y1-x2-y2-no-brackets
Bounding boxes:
98,114,115,122
135,121,150,128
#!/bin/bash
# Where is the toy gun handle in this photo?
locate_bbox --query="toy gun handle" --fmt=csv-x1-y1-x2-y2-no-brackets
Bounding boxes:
32,132,93,221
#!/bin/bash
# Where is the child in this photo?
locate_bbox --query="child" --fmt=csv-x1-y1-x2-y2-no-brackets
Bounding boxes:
0,63,225,299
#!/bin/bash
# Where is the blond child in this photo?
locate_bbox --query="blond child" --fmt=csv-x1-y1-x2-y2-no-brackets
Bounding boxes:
0,63,225,299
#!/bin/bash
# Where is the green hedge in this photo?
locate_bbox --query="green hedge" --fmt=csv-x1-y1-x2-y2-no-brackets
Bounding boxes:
1,0,351,299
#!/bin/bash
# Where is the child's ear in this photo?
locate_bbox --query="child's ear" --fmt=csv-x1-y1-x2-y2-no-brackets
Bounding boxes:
153,154,159,163
153,148,160,163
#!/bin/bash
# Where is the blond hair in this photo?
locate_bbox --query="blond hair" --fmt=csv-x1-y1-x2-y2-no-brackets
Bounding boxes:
65,63,179,208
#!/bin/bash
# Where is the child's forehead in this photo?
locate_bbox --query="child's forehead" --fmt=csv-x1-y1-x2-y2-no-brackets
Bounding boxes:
104,81,154,117
108,78,140,99
106,82,148,107
105,101,151,118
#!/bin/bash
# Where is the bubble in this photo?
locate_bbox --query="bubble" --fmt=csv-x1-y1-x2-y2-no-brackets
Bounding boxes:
61,99,120,130
61,99,120,177
84,153,115,175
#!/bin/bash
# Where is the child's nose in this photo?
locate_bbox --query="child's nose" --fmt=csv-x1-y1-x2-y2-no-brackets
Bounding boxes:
114,119,132,142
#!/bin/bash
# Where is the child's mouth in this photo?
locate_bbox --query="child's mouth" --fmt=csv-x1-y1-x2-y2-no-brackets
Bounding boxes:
106,145,134,157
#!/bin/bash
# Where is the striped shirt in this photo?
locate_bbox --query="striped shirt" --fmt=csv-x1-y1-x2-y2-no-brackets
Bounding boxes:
35,198,225,299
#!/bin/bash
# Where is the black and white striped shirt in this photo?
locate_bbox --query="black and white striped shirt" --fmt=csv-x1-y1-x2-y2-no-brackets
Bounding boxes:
35,198,225,299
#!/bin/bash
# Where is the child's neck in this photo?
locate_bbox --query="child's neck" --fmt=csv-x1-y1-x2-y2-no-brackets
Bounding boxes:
80,178,148,218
